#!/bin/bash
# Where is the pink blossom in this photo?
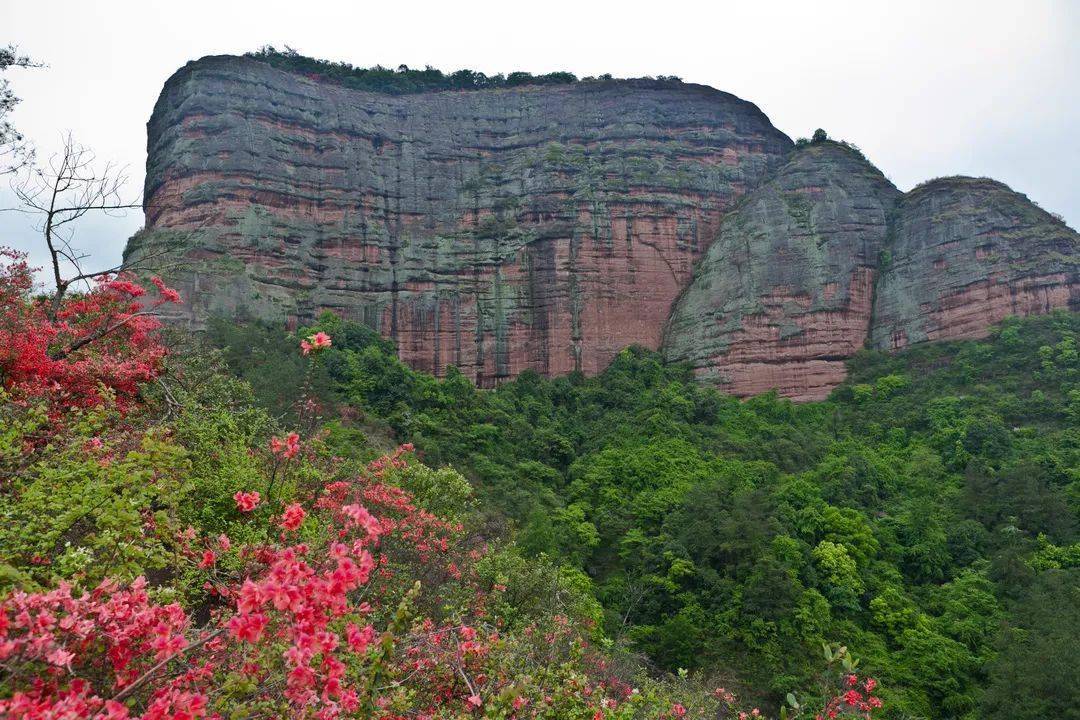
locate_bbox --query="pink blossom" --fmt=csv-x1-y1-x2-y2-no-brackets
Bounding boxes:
346,623,375,654
280,503,306,531
300,331,332,355
228,612,268,643
234,491,261,512
270,432,301,459
46,647,73,667
150,276,182,304
341,504,381,538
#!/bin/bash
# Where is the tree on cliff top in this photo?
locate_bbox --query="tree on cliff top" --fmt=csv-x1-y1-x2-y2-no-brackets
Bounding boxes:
246,46,587,94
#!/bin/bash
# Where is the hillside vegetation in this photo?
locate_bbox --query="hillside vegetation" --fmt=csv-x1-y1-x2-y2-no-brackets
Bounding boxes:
210,310,1080,720
0,252,878,720
1,243,1075,720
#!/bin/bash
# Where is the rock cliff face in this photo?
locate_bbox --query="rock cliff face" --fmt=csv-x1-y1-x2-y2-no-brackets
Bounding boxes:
663,143,901,401
870,177,1079,350
128,55,791,385
128,55,1079,398
664,150,1079,398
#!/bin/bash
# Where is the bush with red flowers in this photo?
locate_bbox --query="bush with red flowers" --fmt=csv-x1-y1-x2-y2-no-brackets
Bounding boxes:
0,249,179,417
0,250,885,720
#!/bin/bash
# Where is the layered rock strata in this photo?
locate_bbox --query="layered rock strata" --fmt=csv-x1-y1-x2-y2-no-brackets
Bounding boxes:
870,177,1079,350
127,55,792,385
127,55,1079,398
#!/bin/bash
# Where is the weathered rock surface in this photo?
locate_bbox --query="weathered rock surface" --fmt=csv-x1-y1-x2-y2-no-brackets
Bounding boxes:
663,142,902,400
127,55,1079,398
870,177,1080,350
663,152,1079,398
127,55,792,385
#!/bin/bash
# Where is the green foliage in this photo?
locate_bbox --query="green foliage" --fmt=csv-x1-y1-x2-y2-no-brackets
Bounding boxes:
0,413,191,590
247,47,596,94
208,310,1080,718
979,569,1080,720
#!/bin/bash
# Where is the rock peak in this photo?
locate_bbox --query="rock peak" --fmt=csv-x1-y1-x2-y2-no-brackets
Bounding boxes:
663,136,902,400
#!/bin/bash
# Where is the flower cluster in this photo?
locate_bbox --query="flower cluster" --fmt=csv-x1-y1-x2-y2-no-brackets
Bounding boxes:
815,676,883,719
299,331,332,355
233,490,261,512
269,431,301,459
0,577,199,720
0,447,457,719
280,502,306,531
0,249,180,417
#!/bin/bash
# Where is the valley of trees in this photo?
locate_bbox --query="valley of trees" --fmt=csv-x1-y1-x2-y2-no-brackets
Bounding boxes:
208,309,1080,720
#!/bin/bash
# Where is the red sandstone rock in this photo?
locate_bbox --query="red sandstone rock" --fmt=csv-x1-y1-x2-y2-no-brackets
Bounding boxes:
127,55,792,386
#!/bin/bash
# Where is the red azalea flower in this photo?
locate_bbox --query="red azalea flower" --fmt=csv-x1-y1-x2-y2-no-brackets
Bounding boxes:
280,503,306,531
234,491,261,512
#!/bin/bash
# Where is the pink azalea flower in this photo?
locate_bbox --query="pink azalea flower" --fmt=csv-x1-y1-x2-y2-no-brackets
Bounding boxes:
234,491,261,512
280,503,306,531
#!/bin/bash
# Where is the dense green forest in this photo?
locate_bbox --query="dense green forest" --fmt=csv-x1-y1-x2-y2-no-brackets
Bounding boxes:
207,311,1080,720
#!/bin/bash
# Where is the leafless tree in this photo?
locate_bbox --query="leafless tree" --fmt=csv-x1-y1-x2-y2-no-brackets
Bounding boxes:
6,134,142,318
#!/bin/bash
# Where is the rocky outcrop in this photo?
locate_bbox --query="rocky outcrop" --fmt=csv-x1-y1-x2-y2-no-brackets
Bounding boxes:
127,55,792,385
870,177,1080,349
127,55,1079,398
663,142,901,400
663,151,1079,399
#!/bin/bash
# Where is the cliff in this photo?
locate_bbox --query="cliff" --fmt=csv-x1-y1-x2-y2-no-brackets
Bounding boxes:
127,55,1079,398
127,54,792,386
663,142,901,400
664,146,1079,398
870,177,1079,349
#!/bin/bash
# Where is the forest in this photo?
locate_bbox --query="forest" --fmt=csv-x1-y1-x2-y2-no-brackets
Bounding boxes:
204,308,1080,720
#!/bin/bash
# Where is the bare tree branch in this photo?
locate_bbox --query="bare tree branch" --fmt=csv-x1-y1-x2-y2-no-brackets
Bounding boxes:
10,133,141,318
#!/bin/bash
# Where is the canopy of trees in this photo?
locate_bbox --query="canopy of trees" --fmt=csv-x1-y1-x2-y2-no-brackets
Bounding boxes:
245,46,681,94
210,309,1080,720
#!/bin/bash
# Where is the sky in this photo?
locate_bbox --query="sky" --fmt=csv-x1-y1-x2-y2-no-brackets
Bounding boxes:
1,0,1077,280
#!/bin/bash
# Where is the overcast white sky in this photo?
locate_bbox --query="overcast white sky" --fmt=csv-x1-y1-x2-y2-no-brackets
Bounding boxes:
2,0,1077,278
